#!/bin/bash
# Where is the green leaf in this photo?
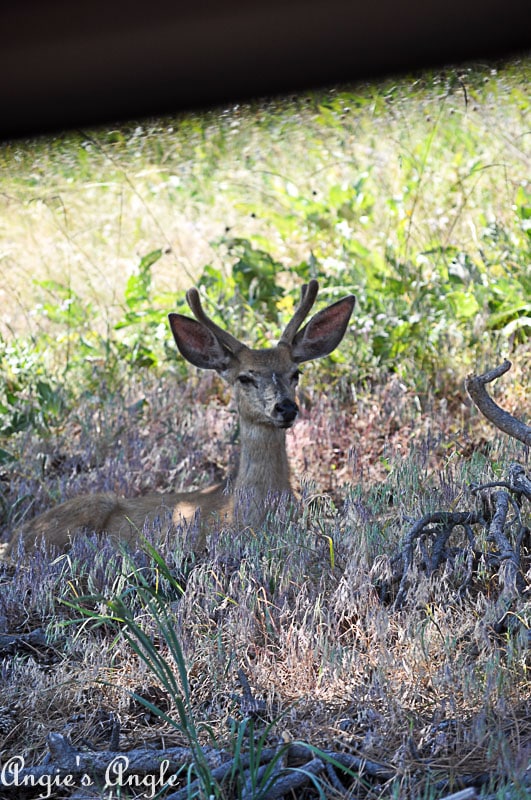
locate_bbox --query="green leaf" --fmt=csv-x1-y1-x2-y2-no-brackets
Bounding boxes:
446,290,480,319
124,249,163,310
139,248,164,271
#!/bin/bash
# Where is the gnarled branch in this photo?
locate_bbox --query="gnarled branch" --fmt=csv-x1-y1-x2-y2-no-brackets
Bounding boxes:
465,360,531,446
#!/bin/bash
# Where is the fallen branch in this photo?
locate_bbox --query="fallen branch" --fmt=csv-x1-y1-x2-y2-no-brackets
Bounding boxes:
487,490,526,599
389,463,530,609
393,512,481,610
2,724,527,800
508,462,531,501
465,360,531,446
288,744,395,780
249,757,325,800
0,627,48,656
162,743,287,800
0,733,395,799
0,733,220,788
240,749,287,800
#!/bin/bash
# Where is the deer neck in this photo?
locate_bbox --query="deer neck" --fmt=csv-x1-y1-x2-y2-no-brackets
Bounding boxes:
234,418,292,504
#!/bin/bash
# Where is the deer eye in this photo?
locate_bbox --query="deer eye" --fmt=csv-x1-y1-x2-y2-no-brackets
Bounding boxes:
237,374,257,387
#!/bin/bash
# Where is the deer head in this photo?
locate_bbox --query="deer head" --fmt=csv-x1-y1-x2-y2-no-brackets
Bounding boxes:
168,281,355,430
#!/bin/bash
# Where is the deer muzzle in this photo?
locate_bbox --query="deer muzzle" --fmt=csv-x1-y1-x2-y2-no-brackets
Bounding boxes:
274,398,299,427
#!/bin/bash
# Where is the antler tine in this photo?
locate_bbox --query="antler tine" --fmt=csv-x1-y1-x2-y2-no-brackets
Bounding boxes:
186,288,245,353
279,279,319,345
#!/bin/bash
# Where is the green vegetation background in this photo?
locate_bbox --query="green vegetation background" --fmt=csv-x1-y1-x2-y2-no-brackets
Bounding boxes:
0,59,529,449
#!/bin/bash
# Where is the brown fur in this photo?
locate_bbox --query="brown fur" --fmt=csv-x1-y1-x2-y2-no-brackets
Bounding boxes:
5,282,355,557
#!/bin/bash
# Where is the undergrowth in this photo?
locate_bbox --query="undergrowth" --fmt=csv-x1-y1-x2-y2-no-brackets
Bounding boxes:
0,369,529,798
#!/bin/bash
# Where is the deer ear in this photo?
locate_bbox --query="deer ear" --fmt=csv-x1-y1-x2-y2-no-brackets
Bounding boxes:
168,313,234,371
290,296,355,363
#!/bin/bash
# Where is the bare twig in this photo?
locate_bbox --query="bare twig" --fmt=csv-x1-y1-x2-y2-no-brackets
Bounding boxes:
166,744,395,800
47,731,78,760
390,457,530,608
163,755,253,800
465,360,531,446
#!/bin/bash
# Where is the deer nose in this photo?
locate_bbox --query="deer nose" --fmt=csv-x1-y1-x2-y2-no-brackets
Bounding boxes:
274,398,299,423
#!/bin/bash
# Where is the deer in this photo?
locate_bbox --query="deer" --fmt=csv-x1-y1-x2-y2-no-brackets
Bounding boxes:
4,280,355,557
